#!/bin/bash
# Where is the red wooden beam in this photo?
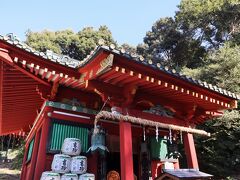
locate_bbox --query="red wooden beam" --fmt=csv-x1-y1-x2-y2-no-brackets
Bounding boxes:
116,56,233,103
3,99,41,105
59,74,69,84
134,91,190,113
34,115,50,179
0,51,50,87
117,72,144,86
3,99,42,104
67,79,80,87
3,112,37,118
47,71,56,82
0,61,3,132
3,106,39,111
64,77,76,86
97,68,121,82
128,109,186,126
51,74,61,83
120,121,134,180
41,68,48,79
29,63,35,73
60,77,71,85
3,93,39,98
4,101,42,110
108,72,129,84
50,112,94,125
3,89,37,94
183,133,199,169
27,129,41,178
3,84,37,89
3,74,31,78
0,41,78,77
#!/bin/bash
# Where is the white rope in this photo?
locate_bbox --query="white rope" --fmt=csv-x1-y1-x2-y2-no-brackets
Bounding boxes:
94,97,110,134
95,111,211,136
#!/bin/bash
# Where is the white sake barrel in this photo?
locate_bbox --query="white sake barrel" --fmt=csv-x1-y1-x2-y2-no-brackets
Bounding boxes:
61,173,78,180
40,171,60,180
79,173,95,180
61,138,81,156
51,154,71,173
71,156,87,174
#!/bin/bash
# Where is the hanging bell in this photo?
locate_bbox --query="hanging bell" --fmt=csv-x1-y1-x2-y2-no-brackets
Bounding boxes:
87,125,109,154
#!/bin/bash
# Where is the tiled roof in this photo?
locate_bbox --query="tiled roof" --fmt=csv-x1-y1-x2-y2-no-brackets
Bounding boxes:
80,45,240,100
0,33,239,100
0,33,81,68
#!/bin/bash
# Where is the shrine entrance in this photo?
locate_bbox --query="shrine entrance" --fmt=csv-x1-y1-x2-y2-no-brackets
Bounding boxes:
106,152,120,174
105,152,139,179
105,134,140,179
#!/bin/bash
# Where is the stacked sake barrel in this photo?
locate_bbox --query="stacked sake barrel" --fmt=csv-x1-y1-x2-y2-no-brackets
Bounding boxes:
40,138,95,180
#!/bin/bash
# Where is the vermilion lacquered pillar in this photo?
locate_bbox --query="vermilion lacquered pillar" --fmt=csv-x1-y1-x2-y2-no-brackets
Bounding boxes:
33,114,50,179
27,130,41,180
183,133,199,169
119,121,134,180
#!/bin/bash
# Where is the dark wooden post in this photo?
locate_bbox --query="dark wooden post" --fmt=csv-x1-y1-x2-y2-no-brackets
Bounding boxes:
183,133,199,169
119,121,134,180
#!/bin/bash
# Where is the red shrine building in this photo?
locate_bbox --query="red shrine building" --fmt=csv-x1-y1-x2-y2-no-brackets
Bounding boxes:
0,33,239,180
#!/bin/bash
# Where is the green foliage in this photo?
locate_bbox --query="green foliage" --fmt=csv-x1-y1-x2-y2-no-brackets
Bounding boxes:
177,0,240,48
120,43,136,55
138,0,240,70
137,17,206,68
26,26,116,60
182,43,240,93
196,110,240,177
12,144,24,170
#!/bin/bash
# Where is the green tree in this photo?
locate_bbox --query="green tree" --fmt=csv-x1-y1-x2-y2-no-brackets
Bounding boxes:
26,26,116,60
176,0,240,48
138,0,240,69
120,43,136,55
137,17,206,69
182,43,240,93
195,110,240,177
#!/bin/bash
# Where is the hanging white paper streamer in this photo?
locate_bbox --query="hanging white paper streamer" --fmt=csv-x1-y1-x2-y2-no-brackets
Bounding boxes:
169,128,172,144
156,126,159,142
143,126,146,142
180,131,183,144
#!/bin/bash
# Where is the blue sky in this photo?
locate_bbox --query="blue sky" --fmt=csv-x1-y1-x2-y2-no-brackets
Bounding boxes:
0,0,180,46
